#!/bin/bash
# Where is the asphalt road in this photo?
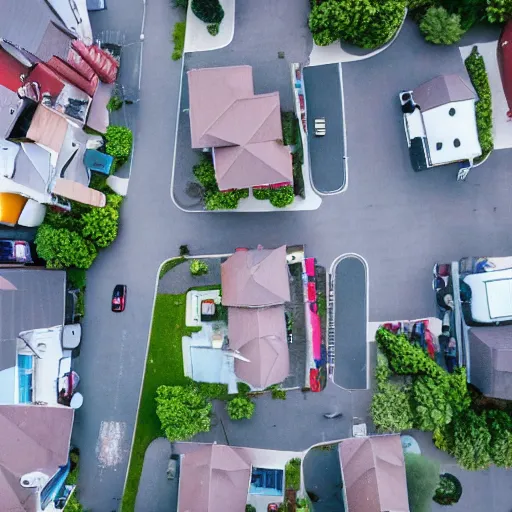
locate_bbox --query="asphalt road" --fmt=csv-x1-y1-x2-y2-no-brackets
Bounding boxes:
304,64,346,193
72,2,512,510
333,256,367,390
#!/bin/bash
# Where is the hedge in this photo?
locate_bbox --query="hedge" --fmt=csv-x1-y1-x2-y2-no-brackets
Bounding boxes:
191,0,224,23
465,46,493,162
281,111,297,146
172,21,186,61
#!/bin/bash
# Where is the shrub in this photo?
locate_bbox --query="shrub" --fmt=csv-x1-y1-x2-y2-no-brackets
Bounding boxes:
172,21,186,60
292,152,305,199
66,268,87,290
253,188,271,200
465,46,493,161
190,259,208,276
191,0,224,23
375,353,391,390
105,125,133,165
281,112,297,146
269,186,294,208
487,0,512,22
285,458,301,490
237,382,251,395
309,0,406,49
207,23,219,36
193,155,217,192
227,396,255,420
420,7,465,44
451,410,491,470
174,0,188,7
179,244,190,256
155,385,212,441
246,506,256,512
194,381,229,400
205,189,248,210
433,473,463,505
404,453,440,512
487,410,512,467
371,382,414,432
35,224,97,269
269,385,287,400
81,195,121,248
107,95,123,112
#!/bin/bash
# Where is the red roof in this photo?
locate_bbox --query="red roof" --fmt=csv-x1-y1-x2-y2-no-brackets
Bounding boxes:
27,63,64,97
0,47,29,92
72,40,119,84
47,56,97,97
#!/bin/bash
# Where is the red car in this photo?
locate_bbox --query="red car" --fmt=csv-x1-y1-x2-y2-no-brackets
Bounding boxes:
112,284,127,312
267,505,279,512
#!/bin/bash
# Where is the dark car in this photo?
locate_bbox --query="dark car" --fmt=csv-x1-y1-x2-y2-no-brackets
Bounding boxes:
112,285,127,312
0,240,32,264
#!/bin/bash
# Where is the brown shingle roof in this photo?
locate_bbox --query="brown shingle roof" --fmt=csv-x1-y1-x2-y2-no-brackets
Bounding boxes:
339,435,409,512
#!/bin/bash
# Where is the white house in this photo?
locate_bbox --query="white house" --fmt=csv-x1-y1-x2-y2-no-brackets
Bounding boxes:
399,74,482,177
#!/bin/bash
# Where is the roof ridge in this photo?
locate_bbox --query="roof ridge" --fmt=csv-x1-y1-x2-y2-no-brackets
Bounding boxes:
245,97,280,145
200,98,239,145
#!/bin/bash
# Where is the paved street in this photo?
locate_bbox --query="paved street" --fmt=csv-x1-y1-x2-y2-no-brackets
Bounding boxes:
70,2,512,510
333,256,367,390
303,64,346,193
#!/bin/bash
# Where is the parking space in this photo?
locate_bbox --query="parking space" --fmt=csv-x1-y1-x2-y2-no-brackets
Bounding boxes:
333,256,367,390
303,64,346,193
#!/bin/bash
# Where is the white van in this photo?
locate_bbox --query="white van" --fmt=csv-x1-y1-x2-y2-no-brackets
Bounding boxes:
464,267,512,324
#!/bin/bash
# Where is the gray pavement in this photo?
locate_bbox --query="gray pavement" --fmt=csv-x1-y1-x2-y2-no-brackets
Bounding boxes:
333,256,367,390
134,438,177,512
303,64,346,193
158,257,222,294
72,4,512,510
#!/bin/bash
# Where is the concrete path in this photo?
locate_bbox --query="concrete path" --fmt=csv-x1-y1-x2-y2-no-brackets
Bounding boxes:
134,438,177,512
303,64,346,193
333,256,368,390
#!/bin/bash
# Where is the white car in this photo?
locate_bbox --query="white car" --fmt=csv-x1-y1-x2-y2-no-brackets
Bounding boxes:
314,117,326,136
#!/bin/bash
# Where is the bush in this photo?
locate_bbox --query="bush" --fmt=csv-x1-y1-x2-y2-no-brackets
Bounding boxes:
179,244,190,256
105,125,133,165
81,194,121,248
246,506,256,512
269,385,287,400
375,353,391,390
487,410,512,467
404,453,440,512
155,385,212,441
487,0,512,22
309,0,406,49
292,152,305,199
285,458,301,490
205,189,248,210
433,473,463,505
281,112,297,146
465,46,493,161
66,268,87,290
191,0,224,23
371,382,414,432
269,186,294,208
35,224,97,269
190,259,208,276
207,23,219,36
237,382,251,395
227,396,255,420
172,21,186,60
194,381,229,400
420,7,465,44
174,0,188,7
107,95,123,112
253,188,270,200
193,155,217,192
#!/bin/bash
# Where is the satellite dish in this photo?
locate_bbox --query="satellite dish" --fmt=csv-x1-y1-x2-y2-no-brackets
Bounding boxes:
70,392,84,409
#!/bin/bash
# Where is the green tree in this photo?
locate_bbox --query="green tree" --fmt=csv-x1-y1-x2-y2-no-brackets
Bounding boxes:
487,0,512,23
81,195,122,248
155,385,212,441
226,396,255,420
66,268,87,290
309,0,406,49
404,453,440,512
190,259,209,276
371,382,414,432
487,410,512,467
420,7,465,45
105,125,133,164
35,224,97,269
191,0,224,23
451,410,491,470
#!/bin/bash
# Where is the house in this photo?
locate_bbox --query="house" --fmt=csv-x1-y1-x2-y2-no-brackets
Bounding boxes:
0,268,81,406
175,442,303,512
498,20,512,119
468,326,512,400
0,404,75,512
187,66,293,191
221,246,291,389
339,435,409,512
400,74,482,172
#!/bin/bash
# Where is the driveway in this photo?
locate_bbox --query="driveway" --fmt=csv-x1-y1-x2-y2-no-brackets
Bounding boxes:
333,256,367,390
72,4,512,510
303,64,346,193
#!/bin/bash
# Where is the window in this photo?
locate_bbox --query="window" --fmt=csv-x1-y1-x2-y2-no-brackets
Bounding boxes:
454,139,461,148
18,354,33,403
449,108,456,116
436,142,443,151
250,467,284,496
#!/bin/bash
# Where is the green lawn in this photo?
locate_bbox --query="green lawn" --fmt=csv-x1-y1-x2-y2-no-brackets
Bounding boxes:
121,293,199,511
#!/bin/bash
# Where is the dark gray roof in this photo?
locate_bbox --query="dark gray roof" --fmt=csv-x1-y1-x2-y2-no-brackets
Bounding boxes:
413,74,476,112
0,0,73,60
469,326,512,400
0,269,66,371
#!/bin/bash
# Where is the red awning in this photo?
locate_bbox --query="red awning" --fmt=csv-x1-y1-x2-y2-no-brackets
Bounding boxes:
72,40,119,84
